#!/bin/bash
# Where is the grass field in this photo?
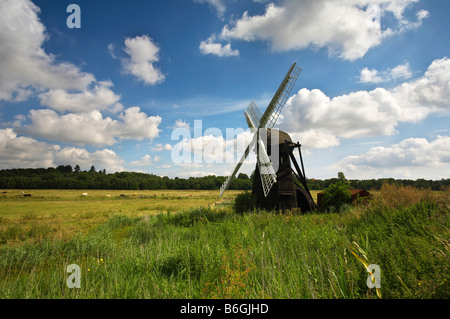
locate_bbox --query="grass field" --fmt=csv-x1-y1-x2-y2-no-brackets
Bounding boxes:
0,189,245,245
0,186,448,299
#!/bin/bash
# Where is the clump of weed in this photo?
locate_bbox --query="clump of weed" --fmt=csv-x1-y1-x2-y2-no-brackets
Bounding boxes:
21,212,38,220
157,248,203,279
203,246,256,298
156,207,229,227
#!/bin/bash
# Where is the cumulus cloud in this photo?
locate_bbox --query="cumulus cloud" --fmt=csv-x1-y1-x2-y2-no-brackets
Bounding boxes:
38,81,121,113
130,154,154,166
334,136,450,179
173,119,191,130
359,68,385,84
280,57,450,150
359,61,413,83
163,128,261,177
151,143,173,152
390,62,413,80
0,0,125,116
218,0,428,61
116,106,162,141
54,147,125,173
19,107,162,146
122,35,165,85
199,35,239,57
172,129,252,163
0,128,125,172
0,0,95,101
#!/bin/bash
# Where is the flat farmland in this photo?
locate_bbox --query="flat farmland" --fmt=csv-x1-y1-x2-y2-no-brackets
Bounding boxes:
0,189,243,244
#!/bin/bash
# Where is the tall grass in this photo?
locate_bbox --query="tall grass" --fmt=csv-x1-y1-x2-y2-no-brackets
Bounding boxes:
0,185,448,299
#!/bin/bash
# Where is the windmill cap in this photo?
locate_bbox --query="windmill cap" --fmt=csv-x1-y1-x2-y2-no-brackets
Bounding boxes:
263,129,292,146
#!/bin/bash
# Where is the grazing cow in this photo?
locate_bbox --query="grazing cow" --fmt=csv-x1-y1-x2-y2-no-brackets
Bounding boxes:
82,193,88,196
23,194,32,197
2,191,7,194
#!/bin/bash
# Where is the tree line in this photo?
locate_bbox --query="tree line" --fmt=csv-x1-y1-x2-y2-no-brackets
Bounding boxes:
306,177,449,191
0,165,448,191
0,166,251,191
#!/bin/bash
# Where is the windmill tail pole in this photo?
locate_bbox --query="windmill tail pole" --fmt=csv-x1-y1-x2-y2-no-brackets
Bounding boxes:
288,143,317,210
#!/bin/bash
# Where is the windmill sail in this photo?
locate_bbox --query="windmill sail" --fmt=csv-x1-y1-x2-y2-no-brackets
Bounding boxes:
244,100,262,129
219,133,257,197
259,63,301,129
257,136,277,197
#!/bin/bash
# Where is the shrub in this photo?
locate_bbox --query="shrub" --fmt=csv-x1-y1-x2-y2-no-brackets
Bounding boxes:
320,181,352,212
234,191,256,214
374,182,432,210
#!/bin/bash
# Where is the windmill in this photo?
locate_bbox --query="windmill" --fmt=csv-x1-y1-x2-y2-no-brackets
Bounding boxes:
219,63,316,212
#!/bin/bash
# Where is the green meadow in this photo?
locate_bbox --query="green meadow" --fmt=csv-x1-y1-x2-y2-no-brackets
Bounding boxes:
0,185,448,299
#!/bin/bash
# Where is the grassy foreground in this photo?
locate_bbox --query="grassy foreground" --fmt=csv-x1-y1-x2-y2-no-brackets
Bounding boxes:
0,185,448,299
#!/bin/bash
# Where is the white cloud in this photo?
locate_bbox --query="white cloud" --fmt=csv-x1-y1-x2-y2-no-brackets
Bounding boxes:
334,136,450,179
281,57,450,150
0,0,95,101
0,128,55,168
171,130,256,168
219,0,428,61
390,62,413,80
0,0,124,118
359,61,412,83
54,147,125,173
151,143,173,152
122,35,165,85
116,106,162,141
0,128,125,172
416,9,430,21
193,0,226,17
359,68,385,84
108,43,117,59
130,154,153,166
199,35,239,57
38,81,121,113
20,107,162,146
173,119,191,130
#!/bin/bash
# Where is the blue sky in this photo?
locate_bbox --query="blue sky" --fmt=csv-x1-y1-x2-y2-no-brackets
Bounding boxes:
0,0,449,180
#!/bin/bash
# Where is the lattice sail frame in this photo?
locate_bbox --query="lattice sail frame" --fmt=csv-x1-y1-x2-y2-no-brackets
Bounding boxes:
219,63,302,197
256,133,277,197
259,63,301,129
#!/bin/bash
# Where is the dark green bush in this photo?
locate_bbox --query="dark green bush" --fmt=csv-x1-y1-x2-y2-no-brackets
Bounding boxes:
321,181,352,212
234,191,256,214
